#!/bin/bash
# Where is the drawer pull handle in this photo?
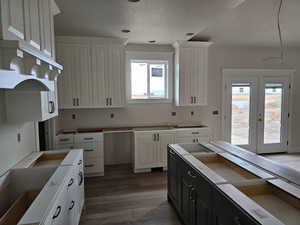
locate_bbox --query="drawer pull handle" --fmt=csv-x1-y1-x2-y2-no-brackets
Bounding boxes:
59,138,69,142
188,170,197,178
85,149,94,152
78,171,84,186
169,150,175,155
78,160,82,165
68,178,74,187
84,137,94,140
69,200,75,210
234,216,241,225
85,164,94,168
52,206,61,219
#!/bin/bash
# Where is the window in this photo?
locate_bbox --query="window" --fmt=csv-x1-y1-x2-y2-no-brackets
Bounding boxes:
127,51,173,103
131,60,168,99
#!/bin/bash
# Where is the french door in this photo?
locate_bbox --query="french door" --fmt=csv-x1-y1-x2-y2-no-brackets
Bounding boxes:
223,70,292,154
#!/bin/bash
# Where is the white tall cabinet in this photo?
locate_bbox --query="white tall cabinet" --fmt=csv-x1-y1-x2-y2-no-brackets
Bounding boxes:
56,37,126,109
173,41,212,106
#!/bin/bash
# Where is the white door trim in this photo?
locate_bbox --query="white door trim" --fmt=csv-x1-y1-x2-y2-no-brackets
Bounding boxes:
222,68,295,153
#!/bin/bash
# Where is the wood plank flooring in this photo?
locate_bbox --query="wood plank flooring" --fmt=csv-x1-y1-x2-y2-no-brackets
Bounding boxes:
80,153,300,225
80,165,182,225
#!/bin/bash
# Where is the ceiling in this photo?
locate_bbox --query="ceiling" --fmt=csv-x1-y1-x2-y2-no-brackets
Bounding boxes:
54,0,300,47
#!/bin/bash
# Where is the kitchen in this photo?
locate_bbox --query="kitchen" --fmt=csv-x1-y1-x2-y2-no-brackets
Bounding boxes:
0,0,300,225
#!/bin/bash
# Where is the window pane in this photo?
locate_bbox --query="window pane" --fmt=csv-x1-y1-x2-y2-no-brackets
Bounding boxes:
231,84,251,145
264,83,283,144
150,64,165,98
131,62,148,99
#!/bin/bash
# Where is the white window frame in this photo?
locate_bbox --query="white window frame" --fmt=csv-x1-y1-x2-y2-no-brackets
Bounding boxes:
126,51,173,103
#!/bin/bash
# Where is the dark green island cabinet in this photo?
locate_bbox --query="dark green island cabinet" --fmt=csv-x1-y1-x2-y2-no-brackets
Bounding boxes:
168,145,263,225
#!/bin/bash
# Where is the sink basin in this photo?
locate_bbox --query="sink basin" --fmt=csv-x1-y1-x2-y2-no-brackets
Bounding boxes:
178,143,213,153
194,153,259,182
134,127,175,131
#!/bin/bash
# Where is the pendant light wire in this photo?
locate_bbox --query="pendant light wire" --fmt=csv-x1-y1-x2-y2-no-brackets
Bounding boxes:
264,0,285,63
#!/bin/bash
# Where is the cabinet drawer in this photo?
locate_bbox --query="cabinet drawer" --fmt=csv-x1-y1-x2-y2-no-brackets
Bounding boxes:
176,128,210,137
55,143,75,150
84,158,104,174
55,135,74,145
75,133,103,143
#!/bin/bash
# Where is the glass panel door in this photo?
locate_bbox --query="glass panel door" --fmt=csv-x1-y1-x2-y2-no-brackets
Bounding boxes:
257,77,290,154
223,77,258,152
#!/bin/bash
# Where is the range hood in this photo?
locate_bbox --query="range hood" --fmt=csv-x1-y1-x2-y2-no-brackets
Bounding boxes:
0,40,62,91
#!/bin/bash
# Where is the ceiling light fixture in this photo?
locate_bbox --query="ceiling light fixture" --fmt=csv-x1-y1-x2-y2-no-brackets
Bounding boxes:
186,33,195,36
121,29,131,33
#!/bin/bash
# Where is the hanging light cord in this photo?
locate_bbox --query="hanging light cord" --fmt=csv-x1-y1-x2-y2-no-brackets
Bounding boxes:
264,0,285,63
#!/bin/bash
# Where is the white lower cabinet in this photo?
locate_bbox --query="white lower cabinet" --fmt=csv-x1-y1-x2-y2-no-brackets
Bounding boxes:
134,128,211,173
134,131,175,173
0,150,85,225
56,133,104,177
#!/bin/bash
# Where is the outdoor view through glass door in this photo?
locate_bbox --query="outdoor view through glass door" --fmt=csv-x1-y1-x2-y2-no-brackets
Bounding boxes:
223,70,292,154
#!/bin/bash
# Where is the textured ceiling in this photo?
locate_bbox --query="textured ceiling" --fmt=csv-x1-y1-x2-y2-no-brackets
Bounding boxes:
54,0,300,46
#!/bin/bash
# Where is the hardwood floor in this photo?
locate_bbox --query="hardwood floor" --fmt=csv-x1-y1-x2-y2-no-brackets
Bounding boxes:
80,165,182,225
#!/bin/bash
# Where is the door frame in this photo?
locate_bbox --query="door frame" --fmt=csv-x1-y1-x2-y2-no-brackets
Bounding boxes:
222,69,295,153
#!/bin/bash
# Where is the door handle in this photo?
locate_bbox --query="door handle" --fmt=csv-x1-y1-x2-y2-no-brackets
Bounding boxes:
73,98,76,106
49,101,55,114
157,133,160,141
106,98,108,106
68,178,74,187
52,206,61,219
191,96,193,104
193,96,197,104
258,118,263,122
77,98,79,106
69,200,75,210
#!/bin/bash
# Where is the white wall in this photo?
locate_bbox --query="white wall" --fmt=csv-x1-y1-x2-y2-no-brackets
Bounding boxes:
0,90,37,176
57,45,300,153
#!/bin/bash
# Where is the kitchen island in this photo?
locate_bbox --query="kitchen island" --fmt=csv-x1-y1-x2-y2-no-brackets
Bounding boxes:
168,142,300,225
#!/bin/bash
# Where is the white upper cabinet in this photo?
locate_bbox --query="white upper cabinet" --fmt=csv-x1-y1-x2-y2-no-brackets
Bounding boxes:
173,41,212,106
0,0,59,63
57,41,93,109
1,0,25,40
57,36,126,109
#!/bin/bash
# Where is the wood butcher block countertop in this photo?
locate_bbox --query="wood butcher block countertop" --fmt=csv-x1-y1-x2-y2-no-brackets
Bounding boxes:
211,141,300,187
59,124,208,134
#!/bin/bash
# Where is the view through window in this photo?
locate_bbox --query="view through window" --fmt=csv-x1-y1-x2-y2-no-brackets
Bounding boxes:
131,60,168,100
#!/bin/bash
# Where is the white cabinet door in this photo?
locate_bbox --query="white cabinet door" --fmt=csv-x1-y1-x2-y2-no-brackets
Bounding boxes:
57,44,75,108
135,133,157,169
157,132,174,167
1,0,25,40
107,46,126,107
57,43,92,109
91,44,107,107
73,44,93,108
24,0,41,50
40,0,53,57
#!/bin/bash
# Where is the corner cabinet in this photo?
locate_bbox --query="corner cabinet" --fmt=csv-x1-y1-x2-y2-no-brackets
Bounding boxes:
56,37,126,109
173,41,212,106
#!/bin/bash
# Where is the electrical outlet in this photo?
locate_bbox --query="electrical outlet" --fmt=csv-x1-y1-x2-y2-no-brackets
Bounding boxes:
17,133,21,143
72,114,76,120
212,110,219,115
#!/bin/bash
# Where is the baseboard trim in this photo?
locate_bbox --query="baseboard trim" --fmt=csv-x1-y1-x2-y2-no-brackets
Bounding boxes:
288,146,300,153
